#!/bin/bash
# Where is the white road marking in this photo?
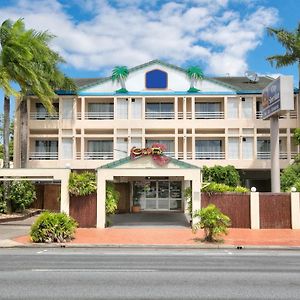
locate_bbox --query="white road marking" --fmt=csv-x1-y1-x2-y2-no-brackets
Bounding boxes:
31,268,157,273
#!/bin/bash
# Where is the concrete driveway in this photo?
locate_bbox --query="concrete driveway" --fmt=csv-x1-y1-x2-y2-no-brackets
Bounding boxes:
0,216,38,241
111,212,191,227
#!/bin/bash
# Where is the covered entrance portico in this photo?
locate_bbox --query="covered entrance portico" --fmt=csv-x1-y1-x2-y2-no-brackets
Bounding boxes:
97,156,201,228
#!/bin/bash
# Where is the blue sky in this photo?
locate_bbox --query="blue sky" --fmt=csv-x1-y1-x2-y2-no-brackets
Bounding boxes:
0,0,299,113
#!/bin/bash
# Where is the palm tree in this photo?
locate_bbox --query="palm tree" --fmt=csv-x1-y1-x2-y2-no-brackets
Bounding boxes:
0,19,76,168
266,22,300,90
112,66,129,93
186,66,204,92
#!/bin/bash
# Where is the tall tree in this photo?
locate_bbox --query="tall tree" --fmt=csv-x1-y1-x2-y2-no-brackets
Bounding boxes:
266,22,300,90
0,19,75,168
112,66,129,93
186,66,204,92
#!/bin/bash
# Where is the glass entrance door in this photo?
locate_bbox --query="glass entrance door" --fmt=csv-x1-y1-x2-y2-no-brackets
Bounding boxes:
142,180,182,211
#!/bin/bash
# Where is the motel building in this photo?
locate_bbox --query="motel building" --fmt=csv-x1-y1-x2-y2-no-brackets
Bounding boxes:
12,60,300,228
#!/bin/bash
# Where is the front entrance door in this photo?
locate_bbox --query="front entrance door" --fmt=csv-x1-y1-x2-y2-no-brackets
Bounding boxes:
138,180,182,211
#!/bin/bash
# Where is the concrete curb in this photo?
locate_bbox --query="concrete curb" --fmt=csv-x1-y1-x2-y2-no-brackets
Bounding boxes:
3,242,300,251
0,210,43,224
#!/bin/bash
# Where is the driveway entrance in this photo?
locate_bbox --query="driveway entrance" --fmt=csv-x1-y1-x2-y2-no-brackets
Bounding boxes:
111,212,190,227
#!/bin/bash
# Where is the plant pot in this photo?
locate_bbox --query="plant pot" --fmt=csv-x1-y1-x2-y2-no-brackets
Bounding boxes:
132,205,141,213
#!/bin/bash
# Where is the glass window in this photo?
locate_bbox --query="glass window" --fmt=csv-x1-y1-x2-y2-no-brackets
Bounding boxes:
146,181,157,198
228,137,239,160
158,181,169,198
146,103,174,113
62,99,73,119
87,140,112,152
242,98,253,119
131,98,142,119
62,138,73,160
88,103,113,113
146,140,174,152
196,140,222,152
170,181,182,199
35,140,58,153
227,97,238,119
116,98,128,119
195,102,220,112
242,137,253,159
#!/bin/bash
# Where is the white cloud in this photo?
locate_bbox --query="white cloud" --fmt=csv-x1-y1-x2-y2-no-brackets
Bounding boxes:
0,0,278,75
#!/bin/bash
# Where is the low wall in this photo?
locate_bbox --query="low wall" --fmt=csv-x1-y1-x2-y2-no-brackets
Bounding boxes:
202,193,250,228
69,193,97,228
32,184,60,212
201,192,300,229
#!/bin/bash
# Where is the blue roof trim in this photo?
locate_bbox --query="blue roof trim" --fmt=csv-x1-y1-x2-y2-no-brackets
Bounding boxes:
79,91,238,96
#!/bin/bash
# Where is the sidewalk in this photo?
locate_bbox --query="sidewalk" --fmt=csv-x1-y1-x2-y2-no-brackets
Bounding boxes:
12,227,300,248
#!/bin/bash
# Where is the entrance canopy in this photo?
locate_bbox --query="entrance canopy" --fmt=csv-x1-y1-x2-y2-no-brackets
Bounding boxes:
96,156,201,228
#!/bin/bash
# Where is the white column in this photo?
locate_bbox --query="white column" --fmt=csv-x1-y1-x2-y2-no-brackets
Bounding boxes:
191,96,195,120
97,172,107,228
192,128,195,160
128,97,132,120
81,97,85,120
60,175,70,215
142,96,146,120
183,97,186,120
175,131,178,159
291,191,300,229
250,190,260,229
174,96,178,119
223,96,227,119
270,116,280,192
183,180,191,214
287,128,292,161
192,172,201,226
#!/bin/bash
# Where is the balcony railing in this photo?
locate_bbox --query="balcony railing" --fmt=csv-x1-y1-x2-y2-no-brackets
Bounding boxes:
195,111,224,119
257,152,288,160
164,152,175,158
145,112,174,119
77,112,114,120
29,152,58,160
84,152,113,160
195,152,225,159
30,112,59,120
256,111,296,119
178,152,193,159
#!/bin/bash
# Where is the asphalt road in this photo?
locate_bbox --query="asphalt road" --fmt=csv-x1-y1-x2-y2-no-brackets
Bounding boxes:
1,248,300,300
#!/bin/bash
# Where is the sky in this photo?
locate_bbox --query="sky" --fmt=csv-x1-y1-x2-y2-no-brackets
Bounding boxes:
0,0,299,113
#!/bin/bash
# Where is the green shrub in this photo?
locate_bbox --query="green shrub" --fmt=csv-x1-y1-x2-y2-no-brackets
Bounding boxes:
280,163,300,191
30,212,78,243
202,165,240,186
0,183,5,213
9,181,36,212
69,171,97,196
201,182,249,193
192,204,231,242
106,183,120,215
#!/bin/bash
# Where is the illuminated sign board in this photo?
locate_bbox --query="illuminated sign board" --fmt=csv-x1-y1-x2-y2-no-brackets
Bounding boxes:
262,76,294,119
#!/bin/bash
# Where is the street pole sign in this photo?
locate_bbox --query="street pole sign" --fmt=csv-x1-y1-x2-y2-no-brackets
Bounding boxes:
262,76,294,119
262,76,294,192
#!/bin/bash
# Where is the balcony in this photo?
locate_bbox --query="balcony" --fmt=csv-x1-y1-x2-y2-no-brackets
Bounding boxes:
257,152,288,160
30,112,59,120
29,152,58,160
83,152,113,160
195,111,224,119
195,152,225,160
145,112,174,119
77,112,114,120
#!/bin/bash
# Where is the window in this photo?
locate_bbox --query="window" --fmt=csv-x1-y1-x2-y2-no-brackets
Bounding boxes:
131,98,142,119
116,99,128,119
35,103,59,120
33,140,58,160
146,139,174,155
145,69,168,89
242,98,253,119
62,138,73,160
87,140,113,152
195,102,222,119
242,137,253,159
88,103,113,119
227,97,238,119
228,138,239,160
146,103,174,119
196,140,222,153
62,99,73,119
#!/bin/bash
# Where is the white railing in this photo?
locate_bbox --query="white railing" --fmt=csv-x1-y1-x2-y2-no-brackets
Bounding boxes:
195,111,224,119
85,112,114,120
256,111,262,119
195,152,225,159
178,152,193,159
84,152,113,160
145,112,174,119
177,112,184,119
164,152,175,158
257,152,288,160
290,111,297,119
29,152,58,160
30,112,59,120
186,112,192,119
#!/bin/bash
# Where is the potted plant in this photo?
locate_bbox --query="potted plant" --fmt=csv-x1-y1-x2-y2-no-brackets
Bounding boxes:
132,198,141,213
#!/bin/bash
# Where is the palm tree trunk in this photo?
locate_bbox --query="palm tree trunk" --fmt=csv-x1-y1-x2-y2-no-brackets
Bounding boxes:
20,98,28,168
3,95,10,168
3,95,12,213
120,77,125,90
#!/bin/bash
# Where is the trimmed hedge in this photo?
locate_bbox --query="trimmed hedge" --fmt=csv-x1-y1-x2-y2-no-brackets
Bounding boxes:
30,212,78,243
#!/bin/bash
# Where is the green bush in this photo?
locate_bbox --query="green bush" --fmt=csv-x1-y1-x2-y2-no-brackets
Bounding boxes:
192,204,231,242
280,163,300,191
202,165,240,186
106,183,120,215
0,183,6,213
9,181,36,212
184,187,192,216
201,182,249,193
30,212,78,243
69,171,97,196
